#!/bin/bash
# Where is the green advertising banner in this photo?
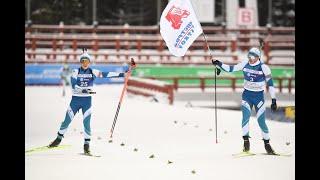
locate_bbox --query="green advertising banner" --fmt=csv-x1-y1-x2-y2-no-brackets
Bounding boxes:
131,65,295,86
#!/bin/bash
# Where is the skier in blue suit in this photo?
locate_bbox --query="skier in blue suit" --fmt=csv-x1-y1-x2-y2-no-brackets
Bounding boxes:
212,47,277,155
49,49,136,155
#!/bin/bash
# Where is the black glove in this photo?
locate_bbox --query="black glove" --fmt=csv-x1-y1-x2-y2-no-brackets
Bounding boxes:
82,89,96,94
125,58,136,73
211,59,222,67
216,68,221,75
130,58,136,68
271,99,277,111
211,60,222,75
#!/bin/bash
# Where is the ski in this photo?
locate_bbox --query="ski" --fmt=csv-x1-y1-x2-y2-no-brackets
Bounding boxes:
79,152,101,158
232,151,292,158
232,151,256,158
257,152,292,157
25,144,71,154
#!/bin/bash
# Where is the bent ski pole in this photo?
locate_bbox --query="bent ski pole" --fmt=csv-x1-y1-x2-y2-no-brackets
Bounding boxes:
110,58,136,138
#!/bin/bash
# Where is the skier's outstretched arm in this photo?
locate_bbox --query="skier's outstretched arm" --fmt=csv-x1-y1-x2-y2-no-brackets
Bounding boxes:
94,59,136,78
262,64,277,111
211,59,247,73
98,71,126,78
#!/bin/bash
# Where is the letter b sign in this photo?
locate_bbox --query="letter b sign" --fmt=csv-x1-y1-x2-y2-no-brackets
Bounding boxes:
238,8,254,26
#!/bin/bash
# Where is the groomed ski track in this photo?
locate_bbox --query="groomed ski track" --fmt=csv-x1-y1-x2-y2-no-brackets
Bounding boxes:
26,85,294,180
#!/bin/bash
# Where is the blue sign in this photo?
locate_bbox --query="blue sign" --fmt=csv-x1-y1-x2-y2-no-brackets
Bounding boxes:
25,64,129,85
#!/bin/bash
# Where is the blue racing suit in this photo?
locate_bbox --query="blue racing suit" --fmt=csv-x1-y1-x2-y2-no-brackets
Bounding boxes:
57,67,125,144
217,59,276,140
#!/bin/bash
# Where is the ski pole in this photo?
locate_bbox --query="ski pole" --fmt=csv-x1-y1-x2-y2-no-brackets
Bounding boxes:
259,38,264,61
214,66,218,143
202,32,219,143
110,58,136,138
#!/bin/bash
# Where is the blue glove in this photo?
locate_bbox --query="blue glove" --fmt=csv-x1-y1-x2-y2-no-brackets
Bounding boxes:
271,99,277,111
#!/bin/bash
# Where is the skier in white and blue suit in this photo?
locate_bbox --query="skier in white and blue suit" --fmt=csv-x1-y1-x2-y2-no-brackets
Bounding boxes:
60,63,72,97
49,49,135,155
212,47,278,155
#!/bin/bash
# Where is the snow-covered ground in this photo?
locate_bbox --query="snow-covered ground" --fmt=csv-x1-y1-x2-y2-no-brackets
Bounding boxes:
25,84,295,180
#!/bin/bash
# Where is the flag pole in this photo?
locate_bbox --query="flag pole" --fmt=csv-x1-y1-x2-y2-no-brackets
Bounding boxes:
201,32,219,143
159,0,219,143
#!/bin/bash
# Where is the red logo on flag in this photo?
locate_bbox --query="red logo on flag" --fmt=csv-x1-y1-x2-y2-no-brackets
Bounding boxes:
165,6,190,29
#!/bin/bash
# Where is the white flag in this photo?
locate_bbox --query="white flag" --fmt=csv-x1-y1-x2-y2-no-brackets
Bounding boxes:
160,0,203,57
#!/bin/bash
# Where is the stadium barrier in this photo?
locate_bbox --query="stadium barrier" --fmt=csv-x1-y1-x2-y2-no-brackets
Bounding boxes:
127,77,174,105
25,24,294,35
25,25,295,65
25,50,238,65
25,34,237,52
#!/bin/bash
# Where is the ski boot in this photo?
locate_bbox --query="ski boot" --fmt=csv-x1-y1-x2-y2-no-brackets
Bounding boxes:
84,144,91,155
263,139,276,155
243,136,250,152
48,133,63,147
